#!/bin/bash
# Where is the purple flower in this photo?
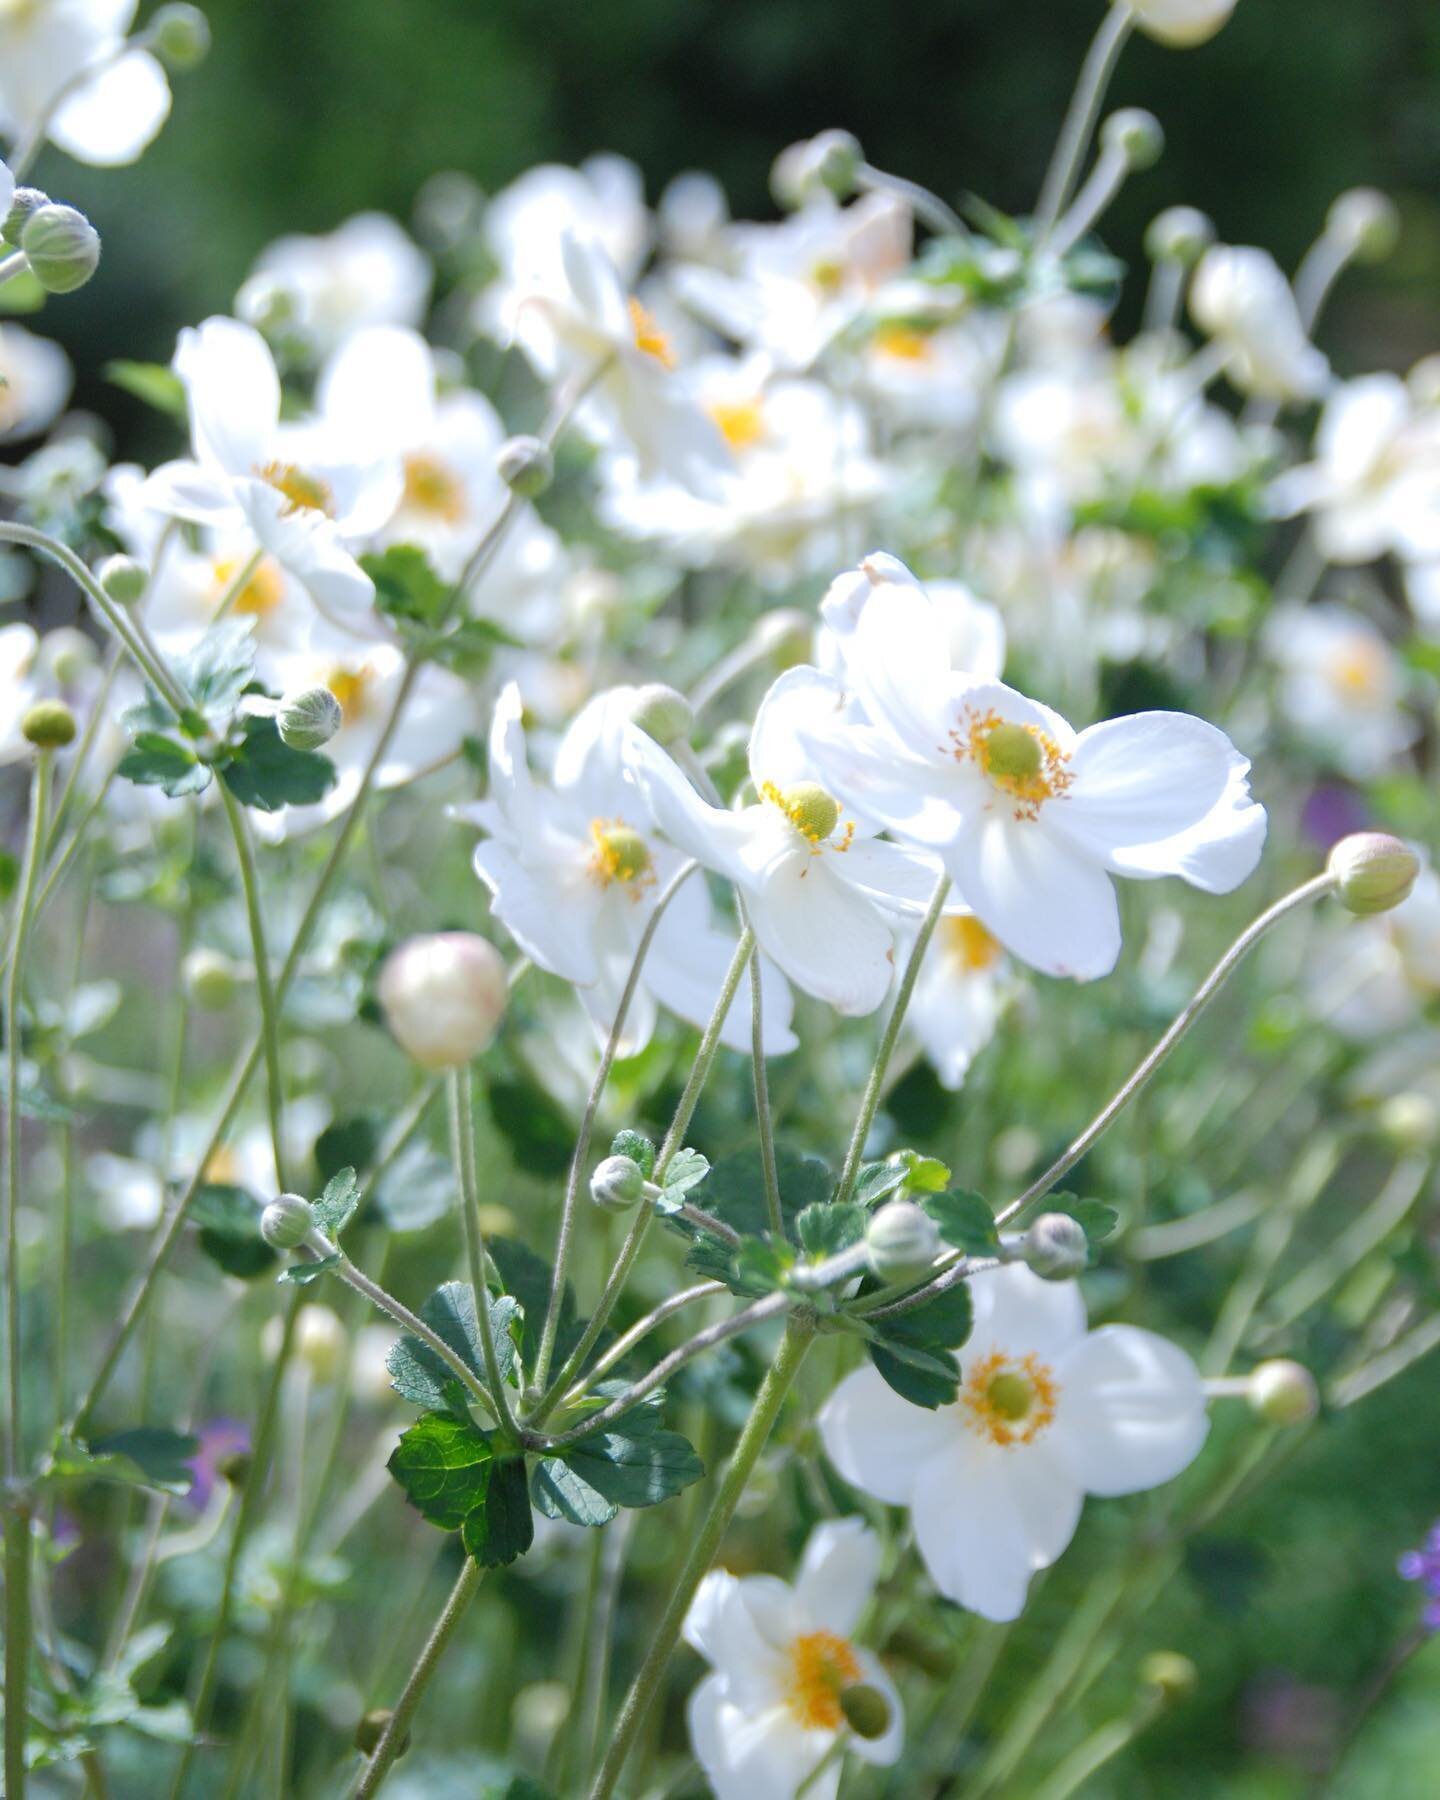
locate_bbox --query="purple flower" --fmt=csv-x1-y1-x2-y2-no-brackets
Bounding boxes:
184,1418,250,1510
1397,1523,1440,1632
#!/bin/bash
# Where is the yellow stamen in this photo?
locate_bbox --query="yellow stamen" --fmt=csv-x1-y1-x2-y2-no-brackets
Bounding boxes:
257,460,334,517
1329,640,1386,700
953,709,1073,822
203,1146,242,1185
588,818,655,893
707,398,765,451
959,1349,1058,1447
809,257,845,293
872,325,933,362
785,1630,862,1732
212,554,285,617
628,297,676,370
941,915,1003,974
402,453,467,523
324,664,372,721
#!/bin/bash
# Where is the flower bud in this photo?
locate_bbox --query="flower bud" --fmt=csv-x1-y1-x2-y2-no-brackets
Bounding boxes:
2,186,48,247
771,130,864,208
1327,833,1420,916
277,685,343,751
21,700,76,749
1126,0,1236,50
1022,1213,1090,1281
182,947,242,1011
43,627,96,686
627,683,693,750
217,1449,251,1488
496,435,553,498
20,204,101,295
839,1682,891,1740
1140,1650,1198,1704
1247,1359,1318,1426
590,1154,648,1213
236,271,299,337
866,1201,941,1284
1145,205,1214,267
97,554,147,606
354,1708,410,1758
1102,108,1165,173
148,3,211,69
1326,188,1400,265
377,932,507,1069
293,1305,346,1383
260,1193,315,1251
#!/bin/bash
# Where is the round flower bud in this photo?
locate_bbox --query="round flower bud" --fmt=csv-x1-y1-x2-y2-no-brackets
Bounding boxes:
838,1683,891,1740
866,1200,941,1284
277,685,343,751
217,1449,251,1488
627,683,693,748
1144,204,1214,267
97,554,147,606
1327,188,1400,265
1127,0,1237,50
148,3,211,69
20,205,101,295
1327,833,1420,916
2,186,48,247
236,271,299,337
1140,1650,1199,1704
1102,108,1165,173
1378,1092,1440,1153
354,1708,410,1758
293,1305,346,1384
1247,1359,1319,1427
590,1154,648,1213
496,435,553,498
770,129,864,209
182,948,242,1011
260,1193,315,1252
1022,1213,1090,1282
21,700,76,749
377,932,507,1069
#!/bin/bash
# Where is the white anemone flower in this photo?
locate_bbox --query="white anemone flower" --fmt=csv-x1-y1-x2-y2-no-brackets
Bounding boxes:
237,213,431,359
792,554,1266,981
140,317,402,617
0,322,72,443
817,569,1006,688
0,622,42,763
0,1,170,166
464,683,796,1057
1266,603,1416,776
1190,246,1329,402
1123,0,1237,48
627,667,948,1016
907,913,1015,1089
683,1519,903,1800
820,1265,1209,1621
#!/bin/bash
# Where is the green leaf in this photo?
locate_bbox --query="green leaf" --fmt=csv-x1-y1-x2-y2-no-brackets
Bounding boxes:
117,732,211,799
690,1145,833,1239
191,1183,277,1280
561,1422,704,1509
278,1253,340,1285
797,1202,867,1260
427,616,522,676
1047,1193,1120,1259
47,1428,199,1497
313,1166,360,1239
315,1114,380,1182
855,1161,908,1208
923,1189,1000,1257
386,1281,518,1414
896,1150,951,1193
105,359,187,420
220,715,337,812
661,1147,709,1199
869,1339,960,1409
879,1281,974,1352
865,1279,974,1409
530,1456,618,1527
461,1457,534,1565
362,544,451,624
387,1413,494,1528
489,1237,583,1368
610,1130,655,1178
174,621,257,727
487,1076,574,1177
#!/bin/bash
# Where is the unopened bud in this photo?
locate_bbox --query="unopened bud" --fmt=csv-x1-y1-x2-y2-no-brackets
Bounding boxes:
1327,188,1400,265
2,187,48,247
355,1708,409,1758
838,1682,891,1740
627,683,693,748
1327,833,1420,915
260,1193,315,1251
1022,1213,1089,1281
1140,1651,1198,1704
1145,205,1214,268
277,685,342,751
182,947,242,1011
1129,0,1236,49
377,932,507,1069
21,700,76,748
771,129,864,209
217,1449,251,1488
590,1154,648,1213
43,627,96,686
1378,1092,1439,1153
236,271,299,336
866,1201,941,1284
20,204,100,295
97,554,147,606
496,435,553,498
148,3,211,69
1247,1359,1318,1426
1103,108,1164,173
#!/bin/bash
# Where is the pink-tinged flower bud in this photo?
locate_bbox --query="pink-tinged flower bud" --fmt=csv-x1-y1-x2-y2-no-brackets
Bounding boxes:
1247,1359,1318,1426
1327,833,1420,915
378,932,507,1069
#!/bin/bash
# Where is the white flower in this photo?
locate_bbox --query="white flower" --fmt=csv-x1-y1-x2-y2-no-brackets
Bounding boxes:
1266,603,1416,776
464,683,796,1057
791,554,1265,980
1123,0,1237,47
1190,246,1329,402
907,913,1014,1089
819,1264,1209,1621
627,667,947,1015
0,622,41,763
0,156,11,220
0,322,72,442
238,213,431,358
683,1519,903,1800
817,570,1006,687
0,1,170,166
140,317,401,616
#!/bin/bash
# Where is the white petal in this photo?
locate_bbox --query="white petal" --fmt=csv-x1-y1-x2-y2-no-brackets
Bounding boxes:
751,853,897,1015
0,164,13,226
645,889,797,1056
966,1264,1087,1364
818,1366,955,1506
945,814,1122,981
839,557,955,754
1049,1325,1209,1497
175,318,280,479
623,727,753,882
136,459,244,529
240,485,374,616
839,836,948,914
684,1575,788,1707
318,324,436,451
472,840,598,986
48,48,170,166
793,1518,881,1638
749,665,853,791
687,1680,839,1800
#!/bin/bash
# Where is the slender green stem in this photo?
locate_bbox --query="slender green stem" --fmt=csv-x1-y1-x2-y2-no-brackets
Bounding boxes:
329,1248,496,1419
856,162,966,236
586,1316,816,1800
1033,3,1135,243
217,784,288,1193
4,1500,33,1800
351,1558,485,1799
210,548,265,623
43,648,122,858
561,1282,725,1402
0,250,28,285
448,1067,519,1437
750,945,784,1239
1031,1703,1159,1800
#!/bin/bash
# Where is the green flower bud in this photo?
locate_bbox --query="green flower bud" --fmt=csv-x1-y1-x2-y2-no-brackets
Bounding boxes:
43,627,96,686
627,683,694,749
866,1200,941,1284
1141,1651,1198,1704
20,204,101,295
1247,1359,1318,1426
1022,1213,1089,1281
839,1682,891,1740
277,685,343,751
21,700,77,749
217,1449,251,1488
1327,833,1420,916
1103,108,1165,173
2,187,49,248
590,1154,648,1213
1327,188,1400,265
496,435,553,498
260,1193,315,1251
354,1708,410,1758
97,555,147,606
182,947,241,1011
1144,205,1214,268
148,3,211,70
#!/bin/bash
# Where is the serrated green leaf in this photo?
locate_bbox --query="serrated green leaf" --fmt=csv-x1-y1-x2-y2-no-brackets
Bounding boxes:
173,621,257,726
561,1423,703,1509
797,1202,867,1260
221,714,337,812
313,1166,360,1239
855,1161,908,1208
105,359,187,419
879,1281,974,1352
1049,1193,1120,1251
489,1237,583,1369
278,1252,340,1285
923,1189,1000,1257
610,1129,655,1177
531,1456,618,1527
387,1413,494,1528
660,1147,709,1206
897,1150,951,1193
362,543,451,624
689,1145,833,1240
462,1456,533,1565
117,733,211,799
47,1428,199,1497
386,1282,519,1413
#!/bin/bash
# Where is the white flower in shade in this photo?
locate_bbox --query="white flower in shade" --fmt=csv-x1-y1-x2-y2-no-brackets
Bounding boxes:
237,213,431,358
1123,0,1237,47
683,1519,903,1800
1190,246,1329,402
0,623,41,763
627,667,947,1016
859,311,1007,435
792,554,1265,981
0,322,72,442
1307,863,1440,1039
0,1,170,166
907,913,1014,1089
1266,603,1416,776
463,683,796,1057
819,1264,1209,1621
140,317,401,617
